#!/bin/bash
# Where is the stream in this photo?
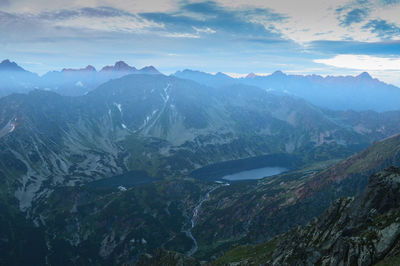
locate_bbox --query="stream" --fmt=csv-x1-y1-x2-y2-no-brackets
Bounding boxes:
185,183,229,256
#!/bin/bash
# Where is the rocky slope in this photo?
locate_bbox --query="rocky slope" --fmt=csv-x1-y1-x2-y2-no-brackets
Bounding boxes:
2,74,400,213
191,133,400,259
137,248,200,266
215,166,400,265
0,90,129,212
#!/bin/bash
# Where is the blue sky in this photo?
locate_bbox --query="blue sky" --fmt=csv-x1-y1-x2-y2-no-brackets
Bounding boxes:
0,0,400,85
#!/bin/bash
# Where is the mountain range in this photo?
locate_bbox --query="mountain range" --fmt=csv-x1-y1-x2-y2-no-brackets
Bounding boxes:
1,60,400,264
1,59,400,111
2,73,400,211
0,60,161,97
174,69,400,111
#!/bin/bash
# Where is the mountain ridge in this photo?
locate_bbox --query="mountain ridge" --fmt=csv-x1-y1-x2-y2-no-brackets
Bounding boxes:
0,60,162,97
174,69,400,111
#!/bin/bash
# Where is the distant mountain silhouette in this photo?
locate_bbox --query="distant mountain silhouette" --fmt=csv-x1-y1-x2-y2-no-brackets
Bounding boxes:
174,69,400,111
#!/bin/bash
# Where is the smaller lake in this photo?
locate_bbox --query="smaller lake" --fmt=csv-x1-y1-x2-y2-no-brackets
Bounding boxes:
222,167,287,181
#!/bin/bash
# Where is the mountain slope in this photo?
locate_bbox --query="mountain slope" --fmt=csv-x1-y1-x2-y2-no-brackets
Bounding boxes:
174,70,237,88
90,74,400,177
0,60,40,97
1,73,400,213
215,166,400,265
0,90,129,211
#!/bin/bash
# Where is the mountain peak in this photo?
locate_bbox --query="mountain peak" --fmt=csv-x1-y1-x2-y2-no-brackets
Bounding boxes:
271,70,285,77
246,72,257,79
62,65,97,73
356,71,372,80
85,65,96,72
139,66,161,75
215,72,229,77
0,59,26,72
101,61,136,72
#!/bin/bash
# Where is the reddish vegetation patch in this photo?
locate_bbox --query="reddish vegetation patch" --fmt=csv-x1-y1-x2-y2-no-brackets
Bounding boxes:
294,141,391,201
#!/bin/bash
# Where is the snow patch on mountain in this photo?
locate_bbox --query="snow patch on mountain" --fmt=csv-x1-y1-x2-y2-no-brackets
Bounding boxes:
75,81,84,87
114,103,123,113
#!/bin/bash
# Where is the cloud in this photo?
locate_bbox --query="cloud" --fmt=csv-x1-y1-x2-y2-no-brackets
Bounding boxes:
363,19,400,39
308,40,400,55
0,7,164,43
314,54,400,70
339,8,369,26
379,0,400,5
193,27,216,34
38,7,136,20
1,0,400,85
164,32,200,38
0,0,9,6
139,1,286,39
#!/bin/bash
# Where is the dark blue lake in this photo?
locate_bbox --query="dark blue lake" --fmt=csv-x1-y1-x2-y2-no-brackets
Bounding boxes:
221,166,288,181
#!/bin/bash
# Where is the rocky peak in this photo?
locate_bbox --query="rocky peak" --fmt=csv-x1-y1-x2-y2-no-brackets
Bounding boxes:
101,61,136,72
139,66,161,75
0,59,26,72
356,71,373,80
246,72,257,79
62,65,97,73
270,70,285,77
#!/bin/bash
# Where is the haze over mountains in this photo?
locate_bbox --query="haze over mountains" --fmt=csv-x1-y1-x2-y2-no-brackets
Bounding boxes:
0,60,161,97
1,59,399,112
175,69,400,111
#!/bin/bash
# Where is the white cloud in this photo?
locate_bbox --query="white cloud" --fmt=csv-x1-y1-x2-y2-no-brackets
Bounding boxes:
3,0,178,13
314,54,400,70
164,32,200,38
193,27,216,34
215,0,400,42
3,0,400,43
53,15,163,33
314,54,400,85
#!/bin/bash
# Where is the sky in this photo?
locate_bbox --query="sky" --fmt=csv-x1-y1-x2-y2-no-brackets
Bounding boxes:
1,0,400,85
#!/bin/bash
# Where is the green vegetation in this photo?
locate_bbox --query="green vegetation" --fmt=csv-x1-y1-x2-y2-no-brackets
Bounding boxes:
376,253,400,266
212,238,279,265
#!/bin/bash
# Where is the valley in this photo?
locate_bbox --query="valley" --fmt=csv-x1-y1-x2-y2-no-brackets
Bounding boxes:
0,61,400,265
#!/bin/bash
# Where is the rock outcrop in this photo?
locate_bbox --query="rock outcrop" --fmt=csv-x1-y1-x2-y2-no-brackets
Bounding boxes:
269,166,400,265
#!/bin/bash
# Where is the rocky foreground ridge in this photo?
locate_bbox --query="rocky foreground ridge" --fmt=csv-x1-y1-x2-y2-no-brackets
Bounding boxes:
205,167,400,265
267,166,400,265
